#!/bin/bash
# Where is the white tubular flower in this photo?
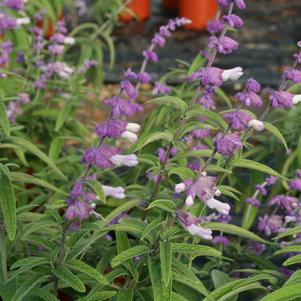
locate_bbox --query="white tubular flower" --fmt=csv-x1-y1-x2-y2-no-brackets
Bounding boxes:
64,37,76,45
185,195,194,207
110,154,138,167
121,131,138,143
175,183,186,193
126,122,140,133
293,95,301,104
206,198,231,215
186,224,213,240
248,119,264,131
222,67,243,81
214,188,221,197
16,17,30,25
102,185,126,199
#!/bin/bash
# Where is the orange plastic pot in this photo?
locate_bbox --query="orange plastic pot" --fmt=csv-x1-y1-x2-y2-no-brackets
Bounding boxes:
36,10,64,38
119,0,151,22
163,0,178,11
178,0,218,30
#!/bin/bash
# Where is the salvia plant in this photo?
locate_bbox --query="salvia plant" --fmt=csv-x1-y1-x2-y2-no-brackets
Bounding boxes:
1,0,301,300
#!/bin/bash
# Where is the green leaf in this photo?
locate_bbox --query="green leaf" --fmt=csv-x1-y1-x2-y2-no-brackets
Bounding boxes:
148,258,171,301
66,259,108,285
55,102,72,132
52,265,86,293
203,222,268,243
141,219,164,241
264,122,288,151
160,241,172,286
173,272,209,297
111,245,150,268
215,88,233,108
10,257,49,279
12,274,44,301
79,291,117,301
0,165,16,240
10,172,67,196
274,246,301,256
283,254,301,266
171,293,189,301
285,270,301,287
87,179,106,203
0,102,10,136
117,290,134,301
31,288,60,301
148,96,188,113
259,284,301,301
131,131,173,152
147,199,176,213
231,159,282,178
211,270,232,289
171,149,221,162
104,199,142,224
8,137,66,180
218,283,265,301
168,167,195,180
273,225,301,240
172,243,221,257
186,106,228,129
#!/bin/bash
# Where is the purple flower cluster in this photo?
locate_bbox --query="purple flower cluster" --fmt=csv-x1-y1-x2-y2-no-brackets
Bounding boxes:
3,0,25,11
215,132,243,156
235,78,263,107
7,93,30,123
245,176,277,208
0,39,13,65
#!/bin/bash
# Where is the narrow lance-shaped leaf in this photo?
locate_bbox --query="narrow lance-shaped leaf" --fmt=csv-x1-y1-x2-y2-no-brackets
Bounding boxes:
0,102,10,136
160,241,172,286
0,165,16,240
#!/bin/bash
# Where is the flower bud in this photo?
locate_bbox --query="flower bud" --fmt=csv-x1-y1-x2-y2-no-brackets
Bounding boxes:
185,195,194,207
222,67,243,81
121,130,138,143
110,154,138,167
293,94,301,104
175,183,186,193
64,37,76,45
126,123,140,133
248,119,264,131
206,198,231,215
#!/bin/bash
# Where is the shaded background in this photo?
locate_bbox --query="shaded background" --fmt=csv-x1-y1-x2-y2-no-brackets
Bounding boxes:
104,0,301,87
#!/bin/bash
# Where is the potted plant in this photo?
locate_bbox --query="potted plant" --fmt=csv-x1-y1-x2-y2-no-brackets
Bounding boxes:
178,0,218,30
119,0,151,22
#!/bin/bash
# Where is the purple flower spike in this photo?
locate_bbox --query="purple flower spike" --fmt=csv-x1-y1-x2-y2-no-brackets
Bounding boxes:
71,180,83,199
212,235,230,246
224,111,253,131
215,132,243,156
246,197,261,207
258,214,282,236
250,242,266,255
208,36,239,55
138,72,151,83
235,90,263,107
255,184,267,196
124,68,137,81
284,68,301,83
95,120,126,138
143,50,158,62
289,178,301,192
4,0,25,10
207,20,224,34
270,91,294,108
266,175,277,186
121,80,137,100
152,33,166,47
65,200,92,221
82,145,118,169
104,97,143,117
222,14,244,29
246,79,261,93
153,82,171,95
